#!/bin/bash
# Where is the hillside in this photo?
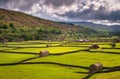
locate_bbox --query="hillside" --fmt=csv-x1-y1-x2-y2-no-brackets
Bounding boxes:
0,8,111,42
64,21,120,34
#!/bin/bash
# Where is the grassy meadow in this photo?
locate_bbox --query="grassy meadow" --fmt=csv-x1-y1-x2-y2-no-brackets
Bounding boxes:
0,41,120,79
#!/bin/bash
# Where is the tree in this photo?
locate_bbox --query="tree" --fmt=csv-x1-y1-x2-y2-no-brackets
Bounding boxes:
1,39,8,45
110,42,116,48
51,28,61,34
0,24,8,29
9,23,14,28
0,15,4,20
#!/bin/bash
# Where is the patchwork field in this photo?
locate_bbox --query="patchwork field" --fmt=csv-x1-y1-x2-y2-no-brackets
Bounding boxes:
0,41,120,79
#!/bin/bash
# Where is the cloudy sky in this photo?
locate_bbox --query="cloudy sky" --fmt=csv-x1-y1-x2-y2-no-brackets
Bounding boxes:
0,0,120,26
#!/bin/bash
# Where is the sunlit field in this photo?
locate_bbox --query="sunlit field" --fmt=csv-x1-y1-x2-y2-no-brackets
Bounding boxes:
0,41,120,79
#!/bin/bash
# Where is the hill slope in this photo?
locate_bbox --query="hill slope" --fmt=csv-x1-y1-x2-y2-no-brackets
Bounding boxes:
64,21,120,33
0,8,111,42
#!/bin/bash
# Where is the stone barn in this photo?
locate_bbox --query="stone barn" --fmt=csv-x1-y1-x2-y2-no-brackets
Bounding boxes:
39,50,49,57
89,63,103,74
89,44,100,49
110,43,116,48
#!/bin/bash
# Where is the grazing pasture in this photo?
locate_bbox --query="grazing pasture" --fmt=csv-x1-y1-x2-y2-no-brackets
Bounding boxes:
0,41,120,79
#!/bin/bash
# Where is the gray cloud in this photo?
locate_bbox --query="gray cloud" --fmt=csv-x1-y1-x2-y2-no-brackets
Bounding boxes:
58,6,120,21
0,0,120,25
44,0,75,7
0,0,10,8
5,0,40,11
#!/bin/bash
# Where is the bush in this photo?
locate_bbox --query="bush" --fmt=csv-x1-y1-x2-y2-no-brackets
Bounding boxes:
0,15,4,20
51,28,61,34
0,24,8,29
9,23,14,28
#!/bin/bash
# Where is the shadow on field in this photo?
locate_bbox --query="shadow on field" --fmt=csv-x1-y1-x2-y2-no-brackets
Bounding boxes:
76,66,113,74
67,43,109,45
22,62,89,69
62,46,89,47
77,66,120,79
5,42,60,45
100,66,120,73
9,45,88,49
0,50,38,55
0,58,120,79
50,49,86,56
1,46,47,49
88,50,120,55
0,60,89,70
10,46,47,50
0,57,38,66
101,48,120,49
0,48,86,56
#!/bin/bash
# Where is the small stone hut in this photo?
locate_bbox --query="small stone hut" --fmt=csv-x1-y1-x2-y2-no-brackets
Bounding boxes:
110,43,116,48
89,63,103,74
89,44,100,49
39,50,49,57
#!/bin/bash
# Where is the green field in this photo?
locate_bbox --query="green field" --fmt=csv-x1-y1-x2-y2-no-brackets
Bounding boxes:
0,41,120,79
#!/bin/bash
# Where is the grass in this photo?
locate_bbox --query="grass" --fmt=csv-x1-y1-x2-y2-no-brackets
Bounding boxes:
92,71,120,79
0,41,120,79
27,51,120,67
0,53,35,64
0,64,85,79
5,47,85,54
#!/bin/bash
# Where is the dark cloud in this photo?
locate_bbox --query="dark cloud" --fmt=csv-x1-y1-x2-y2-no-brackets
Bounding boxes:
44,0,75,7
94,10,120,21
0,0,10,8
0,0,40,12
0,0,10,3
56,5,120,21
0,0,120,25
6,0,40,11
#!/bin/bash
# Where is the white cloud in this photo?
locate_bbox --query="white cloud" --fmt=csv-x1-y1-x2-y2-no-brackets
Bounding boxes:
2,0,120,26
33,0,120,25
40,2,79,15
104,0,120,12
29,3,42,14
86,20,120,26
